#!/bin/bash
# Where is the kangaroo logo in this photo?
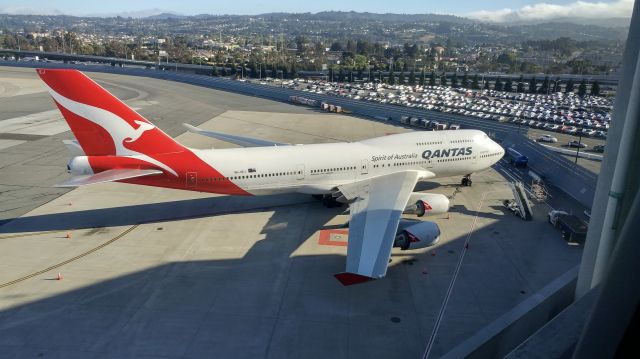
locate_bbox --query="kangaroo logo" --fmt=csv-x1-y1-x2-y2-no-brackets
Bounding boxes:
124,120,155,143
45,86,178,176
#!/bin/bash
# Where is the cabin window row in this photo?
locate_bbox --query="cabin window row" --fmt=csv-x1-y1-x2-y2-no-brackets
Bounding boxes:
480,152,503,158
416,141,443,146
437,157,470,163
311,166,356,173
373,161,427,168
199,171,302,182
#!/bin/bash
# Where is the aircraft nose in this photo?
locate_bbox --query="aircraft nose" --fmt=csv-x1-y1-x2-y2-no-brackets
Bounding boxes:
492,140,505,158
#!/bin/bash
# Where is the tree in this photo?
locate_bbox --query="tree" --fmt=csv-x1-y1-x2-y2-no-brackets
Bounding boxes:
249,62,258,78
496,52,516,66
440,72,447,87
429,71,436,86
590,80,601,96
471,74,479,90
338,67,345,82
419,69,426,86
516,75,525,93
553,79,561,93
220,66,228,76
565,79,575,93
495,79,503,91
451,72,459,88
357,68,364,81
462,72,469,88
578,79,587,97
504,79,513,92
290,62,298,79
539,76,549,94
398,70,405,85
408,69,416,86
388,69,396,85
330,41,343,51
328,67,335,82
212,65,219,76
529,77,537,94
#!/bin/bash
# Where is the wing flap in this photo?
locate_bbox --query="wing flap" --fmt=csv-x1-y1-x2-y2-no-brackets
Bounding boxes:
183,123,290,147
56,169,163,187
337,171,420,283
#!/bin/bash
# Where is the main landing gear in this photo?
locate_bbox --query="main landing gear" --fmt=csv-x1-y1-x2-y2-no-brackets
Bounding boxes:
461,174,473,187
313,194,344,208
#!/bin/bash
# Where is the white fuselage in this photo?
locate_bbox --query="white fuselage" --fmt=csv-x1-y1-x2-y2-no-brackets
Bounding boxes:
191,129,504,195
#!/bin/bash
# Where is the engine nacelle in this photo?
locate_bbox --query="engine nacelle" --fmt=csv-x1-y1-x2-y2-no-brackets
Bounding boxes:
403,193,450,217
394,220,441,250
67,156,93,176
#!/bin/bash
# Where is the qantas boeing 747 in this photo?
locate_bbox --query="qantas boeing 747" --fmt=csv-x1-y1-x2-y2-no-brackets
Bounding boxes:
37,68,505,285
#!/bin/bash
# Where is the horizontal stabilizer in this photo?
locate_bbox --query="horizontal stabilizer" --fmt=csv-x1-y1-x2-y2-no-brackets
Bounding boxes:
56,169,162,187
183,123,289,147
62,139,85,156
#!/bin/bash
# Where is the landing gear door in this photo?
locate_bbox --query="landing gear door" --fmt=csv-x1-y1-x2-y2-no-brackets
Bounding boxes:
296,164,305,180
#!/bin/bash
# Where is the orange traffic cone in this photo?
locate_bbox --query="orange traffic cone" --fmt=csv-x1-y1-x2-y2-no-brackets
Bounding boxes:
56,273,63,280
65,233,71,239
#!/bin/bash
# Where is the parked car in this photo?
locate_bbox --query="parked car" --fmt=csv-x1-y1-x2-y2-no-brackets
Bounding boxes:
537,134,558,143
592,145,605,153
568,140,588,149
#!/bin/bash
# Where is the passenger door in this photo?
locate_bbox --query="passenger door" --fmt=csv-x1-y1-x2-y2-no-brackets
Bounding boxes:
186,172,197,188
296,164,305,180
360,159,369,175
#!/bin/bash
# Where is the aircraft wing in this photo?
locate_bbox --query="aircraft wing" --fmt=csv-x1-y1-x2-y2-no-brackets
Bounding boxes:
183,123,290,147
56,169,163,187
335,170,421,285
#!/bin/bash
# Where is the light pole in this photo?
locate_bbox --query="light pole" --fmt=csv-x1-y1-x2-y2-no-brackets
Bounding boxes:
514,81,526,134
575,125,584,164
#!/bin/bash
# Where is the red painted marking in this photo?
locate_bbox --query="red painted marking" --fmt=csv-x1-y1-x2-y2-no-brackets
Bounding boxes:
334,272,373,286
318,229,349,247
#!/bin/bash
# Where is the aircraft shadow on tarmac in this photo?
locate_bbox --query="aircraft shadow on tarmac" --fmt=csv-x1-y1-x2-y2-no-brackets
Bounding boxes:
0,214,545,358
448,204,506,220
0,194,323,234
0,183,575,358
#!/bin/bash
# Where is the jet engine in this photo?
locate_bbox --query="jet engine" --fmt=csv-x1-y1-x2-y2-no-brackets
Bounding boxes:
67,156,93,176
403,193,450,217
393,220,441,250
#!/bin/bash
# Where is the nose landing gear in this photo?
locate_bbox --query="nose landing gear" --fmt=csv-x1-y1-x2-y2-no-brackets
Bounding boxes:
461,174,473,187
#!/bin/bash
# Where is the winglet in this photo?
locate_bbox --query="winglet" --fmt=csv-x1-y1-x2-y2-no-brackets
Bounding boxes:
334,272,374,286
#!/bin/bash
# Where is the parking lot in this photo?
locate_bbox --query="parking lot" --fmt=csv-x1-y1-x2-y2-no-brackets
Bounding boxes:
259,78,611,141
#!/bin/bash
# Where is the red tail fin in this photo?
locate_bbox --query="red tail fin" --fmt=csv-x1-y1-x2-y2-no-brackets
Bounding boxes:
37,68,184,156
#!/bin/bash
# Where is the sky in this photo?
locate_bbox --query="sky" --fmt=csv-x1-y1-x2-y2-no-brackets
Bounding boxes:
0,0,634,21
